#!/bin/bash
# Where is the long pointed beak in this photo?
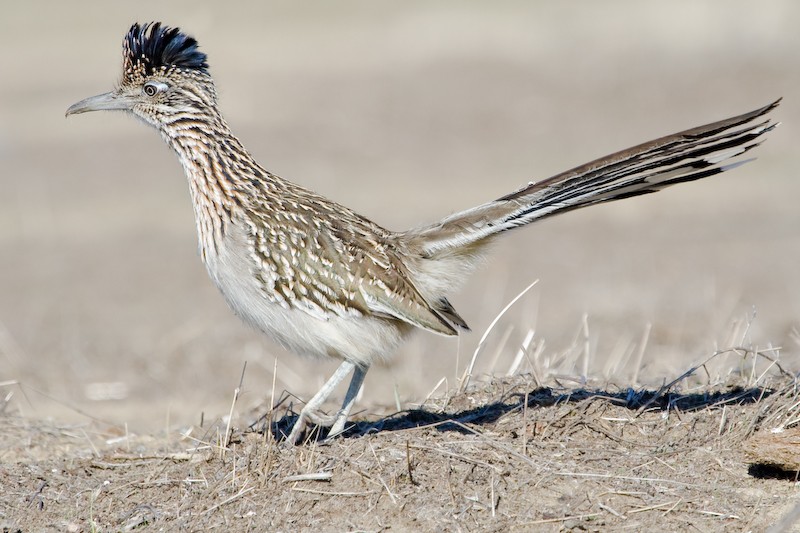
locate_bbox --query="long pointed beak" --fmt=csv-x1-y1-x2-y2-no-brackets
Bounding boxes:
66,91,131,117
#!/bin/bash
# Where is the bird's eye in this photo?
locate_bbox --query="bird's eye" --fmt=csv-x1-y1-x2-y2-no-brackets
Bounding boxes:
142,81,168,97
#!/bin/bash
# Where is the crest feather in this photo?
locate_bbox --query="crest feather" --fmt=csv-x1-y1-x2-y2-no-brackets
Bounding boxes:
124,22,208,75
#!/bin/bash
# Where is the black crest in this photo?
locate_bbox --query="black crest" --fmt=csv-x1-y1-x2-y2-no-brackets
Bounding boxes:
124,22,208,75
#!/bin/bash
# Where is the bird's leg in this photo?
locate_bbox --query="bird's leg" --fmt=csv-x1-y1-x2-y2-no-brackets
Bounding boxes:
326,364,369,440
285,360,355,444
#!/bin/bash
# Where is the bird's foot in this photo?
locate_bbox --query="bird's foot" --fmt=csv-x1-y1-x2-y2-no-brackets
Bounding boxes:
281,361,365,445
284,406,338,445
324,410,352,442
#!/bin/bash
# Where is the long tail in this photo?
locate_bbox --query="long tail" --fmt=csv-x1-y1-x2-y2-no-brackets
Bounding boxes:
407,99,780,259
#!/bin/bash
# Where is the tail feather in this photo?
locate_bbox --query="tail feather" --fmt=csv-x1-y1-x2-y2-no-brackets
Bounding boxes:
408,99,780,258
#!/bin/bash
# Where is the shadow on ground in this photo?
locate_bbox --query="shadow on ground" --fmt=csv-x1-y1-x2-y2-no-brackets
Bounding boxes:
260,384,773,443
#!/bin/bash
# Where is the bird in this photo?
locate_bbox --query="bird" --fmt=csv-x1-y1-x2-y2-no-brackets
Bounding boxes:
66,22,779,444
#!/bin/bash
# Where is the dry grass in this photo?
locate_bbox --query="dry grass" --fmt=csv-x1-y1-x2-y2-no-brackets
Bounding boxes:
2,342,799,532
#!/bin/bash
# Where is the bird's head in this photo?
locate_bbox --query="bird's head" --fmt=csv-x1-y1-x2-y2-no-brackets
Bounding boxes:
66,22,216,128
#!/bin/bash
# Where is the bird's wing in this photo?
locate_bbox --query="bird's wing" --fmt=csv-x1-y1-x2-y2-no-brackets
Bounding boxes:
248,202,460,336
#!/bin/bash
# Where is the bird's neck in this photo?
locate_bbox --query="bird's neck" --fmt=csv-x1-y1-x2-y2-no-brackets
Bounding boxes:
160,111,270,261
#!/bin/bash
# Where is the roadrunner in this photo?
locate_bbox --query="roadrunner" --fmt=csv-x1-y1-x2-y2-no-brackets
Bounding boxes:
67,22,778,444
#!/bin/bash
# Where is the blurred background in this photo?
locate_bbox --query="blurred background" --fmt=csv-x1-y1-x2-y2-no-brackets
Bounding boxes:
1,1,798,432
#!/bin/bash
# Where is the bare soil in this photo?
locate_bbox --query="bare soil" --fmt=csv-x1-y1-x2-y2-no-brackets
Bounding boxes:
2,369,800,532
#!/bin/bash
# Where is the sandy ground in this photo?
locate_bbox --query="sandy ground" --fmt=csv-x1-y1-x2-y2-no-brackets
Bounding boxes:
1,2,800,529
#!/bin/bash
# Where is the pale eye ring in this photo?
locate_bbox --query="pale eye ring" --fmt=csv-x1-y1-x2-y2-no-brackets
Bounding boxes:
143,81,168,97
